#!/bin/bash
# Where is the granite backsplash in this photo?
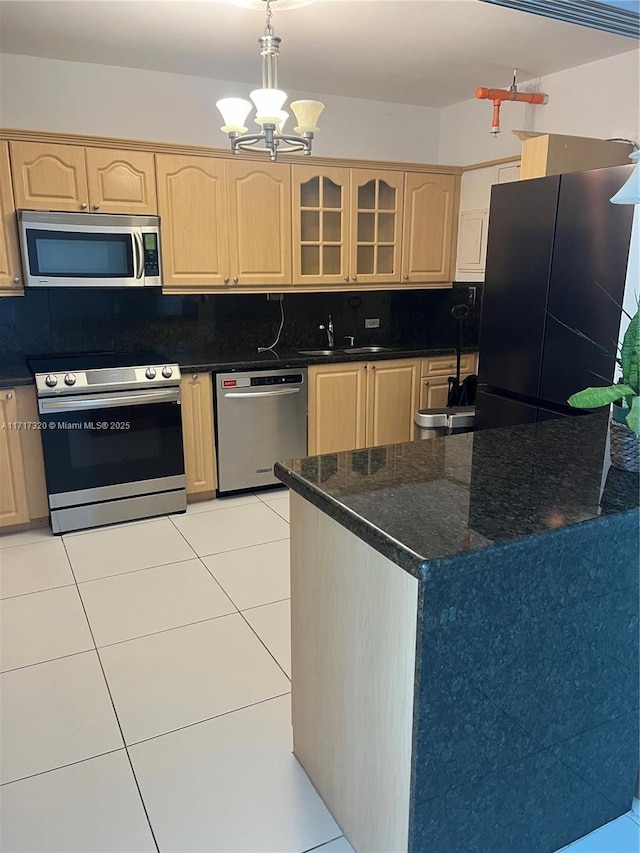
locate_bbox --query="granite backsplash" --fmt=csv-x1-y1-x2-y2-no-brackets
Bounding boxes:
0,284,481,363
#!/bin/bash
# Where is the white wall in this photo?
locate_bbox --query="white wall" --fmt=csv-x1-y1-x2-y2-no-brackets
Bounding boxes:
439,49,640,165
0,53,441,162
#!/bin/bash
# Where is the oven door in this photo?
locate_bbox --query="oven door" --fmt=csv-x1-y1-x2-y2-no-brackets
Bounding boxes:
38,388,185,508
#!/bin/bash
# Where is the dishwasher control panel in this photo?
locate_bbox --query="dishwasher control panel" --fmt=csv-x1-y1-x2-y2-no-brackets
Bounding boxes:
221,374,304,389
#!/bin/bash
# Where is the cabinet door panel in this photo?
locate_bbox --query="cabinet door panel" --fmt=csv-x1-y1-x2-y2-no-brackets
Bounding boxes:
351,169,403,285
309,363,367,454
419,378,449,411
293,166,350,285
10,141,88,212
86,148,157,214
367,359,420,446
156,155,230,289
0,142,23,294
0,390,30,528
227,161,291,286
181,373,217,495
402,173,458,283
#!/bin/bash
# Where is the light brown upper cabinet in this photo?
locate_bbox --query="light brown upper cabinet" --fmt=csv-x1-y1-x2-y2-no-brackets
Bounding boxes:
159,155,290,290
293,166,404,287
226,160,291,287
0,142,23,294
293,165,351,285
156,154,230,289
10,142,157,214
402,172,459,284
350,169,404,285
11,141,89,212
84,148,157,214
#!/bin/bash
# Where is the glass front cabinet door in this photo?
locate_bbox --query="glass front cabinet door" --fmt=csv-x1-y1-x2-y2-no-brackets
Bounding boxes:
350,169,404,285
292,166,351,285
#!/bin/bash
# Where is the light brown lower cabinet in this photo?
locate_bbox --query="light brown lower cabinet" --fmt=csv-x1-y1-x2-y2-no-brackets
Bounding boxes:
419,352,478,410
308,358,421,455
180,372,217,497
0,386,48,529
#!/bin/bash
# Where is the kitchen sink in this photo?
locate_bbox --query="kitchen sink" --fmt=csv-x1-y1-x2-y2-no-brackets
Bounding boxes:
297,346,395,356
344,346,393,354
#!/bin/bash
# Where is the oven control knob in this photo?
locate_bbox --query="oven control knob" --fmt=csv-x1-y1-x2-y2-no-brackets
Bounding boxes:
161,366,173,379
45,374,58,387
64,373,76,386
145,367,157,380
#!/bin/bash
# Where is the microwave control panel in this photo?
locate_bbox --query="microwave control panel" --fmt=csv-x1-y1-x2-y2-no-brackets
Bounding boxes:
143,233,160,277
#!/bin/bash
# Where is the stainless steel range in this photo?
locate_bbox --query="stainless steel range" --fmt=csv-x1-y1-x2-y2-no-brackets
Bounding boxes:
30,352,186,534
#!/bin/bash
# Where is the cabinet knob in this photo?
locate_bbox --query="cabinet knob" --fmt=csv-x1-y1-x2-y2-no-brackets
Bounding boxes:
351,276,357,282
93,204,100,210
233,276,239,284
363,364,368,370
80,202,87,209
13,276,20,284
344,277,349,282
224,277,230,284
371,364,376,370
403,275,409,281
193,374,198,381
6,392,13,400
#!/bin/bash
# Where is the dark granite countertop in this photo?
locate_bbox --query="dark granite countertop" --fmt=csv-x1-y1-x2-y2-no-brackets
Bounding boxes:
171,343,476,374
0,345,477,388
275,414,639,579
0,361,35,388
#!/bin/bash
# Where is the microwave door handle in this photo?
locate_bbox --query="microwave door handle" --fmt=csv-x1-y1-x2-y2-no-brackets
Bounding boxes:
133,231,144,279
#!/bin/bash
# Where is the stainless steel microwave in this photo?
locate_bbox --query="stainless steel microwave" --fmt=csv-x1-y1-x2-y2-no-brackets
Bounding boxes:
18,211,162,288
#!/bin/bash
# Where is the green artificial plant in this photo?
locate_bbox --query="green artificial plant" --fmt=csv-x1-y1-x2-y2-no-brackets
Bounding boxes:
567,302,640,436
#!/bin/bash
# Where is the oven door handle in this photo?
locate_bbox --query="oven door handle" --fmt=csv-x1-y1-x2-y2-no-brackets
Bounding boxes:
223,388,301,399
39,388,180,413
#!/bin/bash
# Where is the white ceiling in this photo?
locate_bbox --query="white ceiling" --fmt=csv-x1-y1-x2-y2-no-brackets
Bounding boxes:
0,0,637,107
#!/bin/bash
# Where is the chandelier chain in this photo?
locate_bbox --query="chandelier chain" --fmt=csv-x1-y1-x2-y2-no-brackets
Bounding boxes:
264,0,273,33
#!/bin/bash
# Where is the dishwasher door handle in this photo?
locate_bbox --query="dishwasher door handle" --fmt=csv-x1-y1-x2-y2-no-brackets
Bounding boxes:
223,388,301,399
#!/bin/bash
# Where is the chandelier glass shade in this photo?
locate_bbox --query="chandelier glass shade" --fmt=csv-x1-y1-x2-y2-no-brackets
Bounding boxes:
216,0,324,160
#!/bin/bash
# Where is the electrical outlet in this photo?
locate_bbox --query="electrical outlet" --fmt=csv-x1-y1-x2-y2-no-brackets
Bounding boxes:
365,318,380,329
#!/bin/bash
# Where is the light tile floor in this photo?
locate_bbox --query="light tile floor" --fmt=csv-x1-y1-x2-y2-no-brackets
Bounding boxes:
0,488,637,852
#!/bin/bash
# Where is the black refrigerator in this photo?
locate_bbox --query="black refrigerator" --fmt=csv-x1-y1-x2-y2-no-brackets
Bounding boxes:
475,164,634,430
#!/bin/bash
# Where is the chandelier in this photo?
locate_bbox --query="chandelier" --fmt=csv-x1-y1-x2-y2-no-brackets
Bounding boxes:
216,0,325,161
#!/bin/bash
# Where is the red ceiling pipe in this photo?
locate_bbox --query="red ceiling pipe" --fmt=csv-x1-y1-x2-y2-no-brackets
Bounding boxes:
476,86,549,135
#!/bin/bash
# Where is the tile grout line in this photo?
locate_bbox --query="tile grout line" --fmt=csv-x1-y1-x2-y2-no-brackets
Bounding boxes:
0,747,127,789
60,552,200,586
237,607,291,683
60,538,161,853
301,835,347,853
239,596,290,614
125,691,293,750
93,609,240,651
1,645,95,676
0,580,77,602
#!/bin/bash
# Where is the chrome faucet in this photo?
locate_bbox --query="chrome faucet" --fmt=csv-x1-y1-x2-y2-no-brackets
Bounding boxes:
319,315,334,348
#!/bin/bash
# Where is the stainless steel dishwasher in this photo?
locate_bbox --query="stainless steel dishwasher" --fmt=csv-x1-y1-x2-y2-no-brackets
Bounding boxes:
215,367,308,494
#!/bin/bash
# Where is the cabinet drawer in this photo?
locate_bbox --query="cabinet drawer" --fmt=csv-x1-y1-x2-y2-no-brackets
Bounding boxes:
421,353,476,378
